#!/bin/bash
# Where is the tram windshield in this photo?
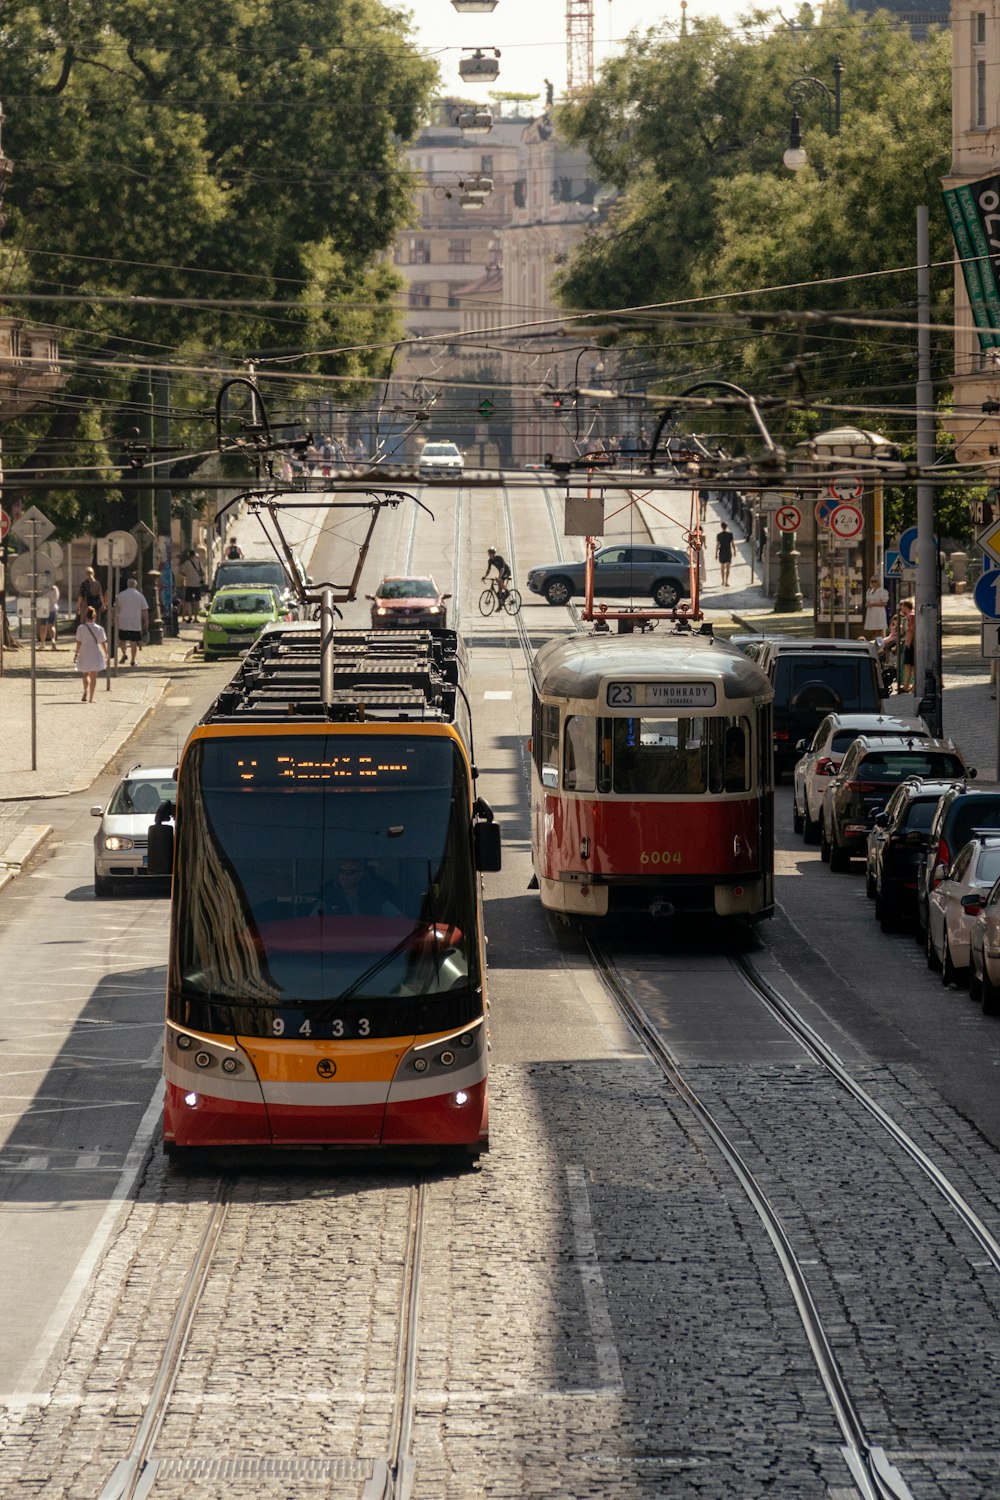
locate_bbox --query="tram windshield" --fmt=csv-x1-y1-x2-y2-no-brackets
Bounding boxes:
173,736,479,1005
609,715,751,794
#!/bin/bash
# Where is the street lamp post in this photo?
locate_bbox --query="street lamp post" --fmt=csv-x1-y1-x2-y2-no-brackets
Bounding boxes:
783,57,843,172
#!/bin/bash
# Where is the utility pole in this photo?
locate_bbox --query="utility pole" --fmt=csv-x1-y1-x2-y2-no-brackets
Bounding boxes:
915,206,942,735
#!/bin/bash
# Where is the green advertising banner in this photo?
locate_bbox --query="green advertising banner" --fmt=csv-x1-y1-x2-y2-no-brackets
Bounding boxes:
943,174,1000,350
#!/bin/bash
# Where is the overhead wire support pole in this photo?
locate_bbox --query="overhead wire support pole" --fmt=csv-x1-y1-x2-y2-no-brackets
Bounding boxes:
914,206,942,736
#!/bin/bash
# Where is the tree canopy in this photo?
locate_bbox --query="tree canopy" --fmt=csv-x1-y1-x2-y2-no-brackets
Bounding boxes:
0,0,438,530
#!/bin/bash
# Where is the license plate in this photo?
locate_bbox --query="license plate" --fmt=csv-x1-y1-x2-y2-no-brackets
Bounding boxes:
228,633,254,644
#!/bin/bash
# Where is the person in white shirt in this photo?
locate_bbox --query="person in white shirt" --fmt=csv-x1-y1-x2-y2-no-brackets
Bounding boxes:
38,582,60,648
115,577,149,666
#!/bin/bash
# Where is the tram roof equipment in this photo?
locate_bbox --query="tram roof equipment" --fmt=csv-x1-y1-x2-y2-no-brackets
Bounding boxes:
531,631,773,703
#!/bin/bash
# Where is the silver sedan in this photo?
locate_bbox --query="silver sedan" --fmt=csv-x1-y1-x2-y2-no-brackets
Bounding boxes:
927,835,1000,987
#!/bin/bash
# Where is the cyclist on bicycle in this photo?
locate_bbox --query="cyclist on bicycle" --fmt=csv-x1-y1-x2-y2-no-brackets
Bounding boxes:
483,547,512,606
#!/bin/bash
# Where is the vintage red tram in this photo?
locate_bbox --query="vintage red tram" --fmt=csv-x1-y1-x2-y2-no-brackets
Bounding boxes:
530,632,774,921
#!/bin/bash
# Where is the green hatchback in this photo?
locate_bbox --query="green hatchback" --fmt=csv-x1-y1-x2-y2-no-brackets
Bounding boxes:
202,585,284,660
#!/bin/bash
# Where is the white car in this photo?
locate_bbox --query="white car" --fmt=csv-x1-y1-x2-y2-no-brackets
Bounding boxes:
792,712,930,844
92,764,176,897
969,877,1000,1014
418,441,464,478
927,835,1000,987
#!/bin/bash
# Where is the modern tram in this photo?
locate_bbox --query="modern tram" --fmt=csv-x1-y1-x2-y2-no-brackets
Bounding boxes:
150,622,500,1158
529,631,774,922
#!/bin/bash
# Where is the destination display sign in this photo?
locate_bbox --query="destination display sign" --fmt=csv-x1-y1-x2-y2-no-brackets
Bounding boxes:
606,681,717,709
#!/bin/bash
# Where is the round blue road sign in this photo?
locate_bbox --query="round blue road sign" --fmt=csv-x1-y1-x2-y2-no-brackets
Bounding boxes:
974,568,1000,620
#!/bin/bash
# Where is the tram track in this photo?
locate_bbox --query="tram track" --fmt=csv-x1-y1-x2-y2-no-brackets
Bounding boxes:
94,1172,430,1500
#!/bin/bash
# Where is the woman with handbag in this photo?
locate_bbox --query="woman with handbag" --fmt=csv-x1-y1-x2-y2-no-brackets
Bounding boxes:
73,606,109,702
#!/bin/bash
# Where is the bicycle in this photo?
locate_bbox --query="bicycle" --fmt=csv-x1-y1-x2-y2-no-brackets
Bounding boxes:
478,575,522,616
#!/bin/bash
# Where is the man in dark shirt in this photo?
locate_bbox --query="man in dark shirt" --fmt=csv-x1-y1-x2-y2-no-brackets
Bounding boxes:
715,523,734,586
483,547,512,603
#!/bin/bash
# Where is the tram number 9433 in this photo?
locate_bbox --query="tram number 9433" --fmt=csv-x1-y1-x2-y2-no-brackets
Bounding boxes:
271,1016,371,1038
640,850,682,866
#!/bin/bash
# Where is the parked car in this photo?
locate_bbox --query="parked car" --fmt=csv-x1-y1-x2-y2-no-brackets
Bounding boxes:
968,878,1000,1013
793,712,931,844
737,638,885,778
418,441,464,478
210,555,307,616
927,835,1000,986
367,575,451,629
867,778,956,931
915,783,1000,939
526,543,692,609
821,735,967,871
202,586,285,660
92,764,177,897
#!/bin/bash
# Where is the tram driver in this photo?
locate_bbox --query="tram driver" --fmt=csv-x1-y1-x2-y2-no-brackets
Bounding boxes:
318,860,401,917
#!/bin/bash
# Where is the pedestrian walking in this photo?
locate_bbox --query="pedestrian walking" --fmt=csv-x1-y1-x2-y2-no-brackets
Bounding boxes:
224,536,244,560
715,522,735,586
77,566,106,624
74,606,108,701
115,577,149,666
863,573,889,640
38,581,60,648
177,549,204,621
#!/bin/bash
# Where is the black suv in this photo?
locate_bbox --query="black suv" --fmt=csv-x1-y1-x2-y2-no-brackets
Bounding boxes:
525,544,691,609
211,556,307,615
867,778,955,931
822,735,967,872
739,639,884,778
915,782,1000,937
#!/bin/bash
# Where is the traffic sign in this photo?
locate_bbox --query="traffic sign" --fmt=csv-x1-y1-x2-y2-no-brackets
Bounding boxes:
775,503,802,532
131,520,155,549
983,622,1000,659
884,550,901,578
829,503,864,541
978,515,1000,569
96,529,138,569
11,504,54,546
9,552,56,595
898,526,919,567
829,476,863,502
478,396,495,420
0,508,9,540
815,494,840,527
975,567,1000,619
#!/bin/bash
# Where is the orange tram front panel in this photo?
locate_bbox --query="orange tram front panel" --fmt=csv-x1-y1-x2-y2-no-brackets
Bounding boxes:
163,1019,489,1150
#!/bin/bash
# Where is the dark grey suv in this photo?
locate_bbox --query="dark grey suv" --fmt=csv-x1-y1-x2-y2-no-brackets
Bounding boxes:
525,544,691,609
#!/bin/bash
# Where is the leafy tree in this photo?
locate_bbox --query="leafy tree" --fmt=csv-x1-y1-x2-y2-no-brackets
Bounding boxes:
0,0,437,533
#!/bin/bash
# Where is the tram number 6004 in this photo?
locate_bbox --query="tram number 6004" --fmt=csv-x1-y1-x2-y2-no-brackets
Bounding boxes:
270,1016,372,1037
640,850,682,866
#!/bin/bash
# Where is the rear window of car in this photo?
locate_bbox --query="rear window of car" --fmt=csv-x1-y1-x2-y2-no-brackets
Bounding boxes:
950,799,1000,848
974,847,1000,883
858,752,965,782
775,657,880,707
903,799,938,830
214,561,287,590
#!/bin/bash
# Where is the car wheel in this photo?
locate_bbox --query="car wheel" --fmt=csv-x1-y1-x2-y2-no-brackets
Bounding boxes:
828,831,850,872
942,935,969,989
820,822,831,863
803,812,821,845
792,799,804,836
866,866,876,899
926,921,941,971
94,872,114,898
983,967,1000,1015
970,961,982,1003
543,577,572,606
652,578,681,609
877,892,898,932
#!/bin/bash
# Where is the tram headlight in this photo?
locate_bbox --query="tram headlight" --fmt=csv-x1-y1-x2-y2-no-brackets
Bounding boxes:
460,1032,475,1048
195,1051,213,1069
104,835,134,852
454,1091,469,1106
176,1033,193,1050
439,1050,456,1067
413,1056,429,1073
221,1057,240,1074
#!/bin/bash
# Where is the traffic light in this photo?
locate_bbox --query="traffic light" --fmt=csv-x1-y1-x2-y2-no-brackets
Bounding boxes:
552,394,564,411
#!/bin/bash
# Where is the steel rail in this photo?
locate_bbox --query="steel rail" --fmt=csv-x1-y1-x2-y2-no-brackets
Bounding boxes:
97,1183,233,1500
733,952,1000,1274
364,1182,428,1500
587,939,915,1500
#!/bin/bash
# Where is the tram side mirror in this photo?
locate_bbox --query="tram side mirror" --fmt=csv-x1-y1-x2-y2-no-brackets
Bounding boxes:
147,800,176,877
474,821,502,872
541,764,558,789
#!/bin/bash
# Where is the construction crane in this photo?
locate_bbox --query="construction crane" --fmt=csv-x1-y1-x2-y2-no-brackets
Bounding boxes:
566,0,593,94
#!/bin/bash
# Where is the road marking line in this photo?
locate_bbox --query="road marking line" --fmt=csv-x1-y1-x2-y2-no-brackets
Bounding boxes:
565,1163,624,1393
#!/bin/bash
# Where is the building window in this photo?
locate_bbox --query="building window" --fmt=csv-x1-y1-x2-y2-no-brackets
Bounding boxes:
448,238,472,263
480,154,493,174
974,16,988,130
408,283,432,308
978,58,987,128
448,292,460,309
513,180,526,208
977,11,986,43
408,237,431,264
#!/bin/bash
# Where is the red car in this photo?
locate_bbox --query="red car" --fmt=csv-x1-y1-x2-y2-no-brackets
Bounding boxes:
367,575,451,629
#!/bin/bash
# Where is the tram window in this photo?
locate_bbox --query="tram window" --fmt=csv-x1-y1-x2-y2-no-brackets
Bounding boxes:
534,698,560,783
563,717,596,792
708,717,750,793
611,716,708,794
